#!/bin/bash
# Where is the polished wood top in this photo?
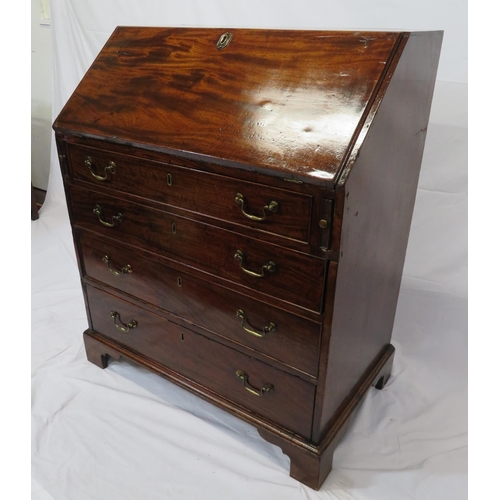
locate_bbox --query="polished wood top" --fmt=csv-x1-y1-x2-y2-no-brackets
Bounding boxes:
54,28,403,183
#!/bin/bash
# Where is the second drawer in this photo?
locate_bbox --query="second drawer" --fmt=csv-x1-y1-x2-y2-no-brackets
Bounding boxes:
78,231,321,377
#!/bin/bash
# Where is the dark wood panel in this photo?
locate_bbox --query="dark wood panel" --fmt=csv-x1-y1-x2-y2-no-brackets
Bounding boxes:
86,285,316,439
69,185,326,312
78,231,322,376
314,31,443,441
61,134,336,196
68,142,312,243
54,28,400,184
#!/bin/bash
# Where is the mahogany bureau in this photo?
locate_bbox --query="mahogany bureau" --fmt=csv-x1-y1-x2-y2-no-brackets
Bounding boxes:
53,28,442,489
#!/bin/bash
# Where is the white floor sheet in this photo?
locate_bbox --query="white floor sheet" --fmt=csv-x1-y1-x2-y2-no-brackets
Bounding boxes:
32,5,467,497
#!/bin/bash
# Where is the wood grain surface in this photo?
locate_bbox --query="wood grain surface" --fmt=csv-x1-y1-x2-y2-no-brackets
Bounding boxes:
67,142,313,242
54,27,401,183
69,184,326,311
78,231,322,377
86,285,316,439
314,31,443,441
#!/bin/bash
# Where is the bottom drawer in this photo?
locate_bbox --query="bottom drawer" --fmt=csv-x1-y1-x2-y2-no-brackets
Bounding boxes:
86,285,316,439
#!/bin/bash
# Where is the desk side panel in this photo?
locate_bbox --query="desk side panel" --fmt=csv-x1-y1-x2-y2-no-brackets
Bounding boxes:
313,31,443,442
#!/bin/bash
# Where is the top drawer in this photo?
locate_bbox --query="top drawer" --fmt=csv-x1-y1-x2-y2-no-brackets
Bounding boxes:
66,143,312,243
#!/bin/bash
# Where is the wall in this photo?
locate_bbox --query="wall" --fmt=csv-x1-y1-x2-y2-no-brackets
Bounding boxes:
31,0,52,191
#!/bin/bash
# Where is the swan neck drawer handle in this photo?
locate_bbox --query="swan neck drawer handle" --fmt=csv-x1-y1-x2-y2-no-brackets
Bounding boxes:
110,311,137,332
236,309,275,338
102,255,132,276
234,193,278,222
234,250,276,278
85,156,116,181
235,370,273,397
93,204,123,227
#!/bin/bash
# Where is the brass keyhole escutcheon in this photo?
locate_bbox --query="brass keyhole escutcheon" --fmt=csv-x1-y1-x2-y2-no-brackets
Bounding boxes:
217,32,233,50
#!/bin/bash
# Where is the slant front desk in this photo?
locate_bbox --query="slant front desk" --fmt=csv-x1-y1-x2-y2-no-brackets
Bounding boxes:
53,28,442,489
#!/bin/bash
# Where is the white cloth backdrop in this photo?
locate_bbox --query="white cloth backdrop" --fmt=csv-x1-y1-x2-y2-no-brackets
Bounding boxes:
32,1,467,498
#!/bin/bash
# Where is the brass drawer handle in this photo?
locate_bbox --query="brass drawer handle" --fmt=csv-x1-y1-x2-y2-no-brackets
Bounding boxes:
236,309,275,338
234,193,278,221
93,204,123,227
234,250,276,278
102,255,132,276
110,311,138,332
85,156,116,181
235,370,273,397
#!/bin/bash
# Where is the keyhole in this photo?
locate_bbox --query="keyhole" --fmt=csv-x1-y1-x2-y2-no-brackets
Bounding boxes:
167,173,172,186
216,32,233,50
177,277,182,287
172,223,176,234
181,333,185,341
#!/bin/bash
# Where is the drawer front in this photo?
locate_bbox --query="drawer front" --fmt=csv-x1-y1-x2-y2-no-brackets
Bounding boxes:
79,231,321,377
86,285,315,439
69,185,325,312
67,143,312,243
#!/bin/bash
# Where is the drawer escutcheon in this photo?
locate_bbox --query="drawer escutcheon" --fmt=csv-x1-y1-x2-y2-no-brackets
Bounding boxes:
216,32,233,50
